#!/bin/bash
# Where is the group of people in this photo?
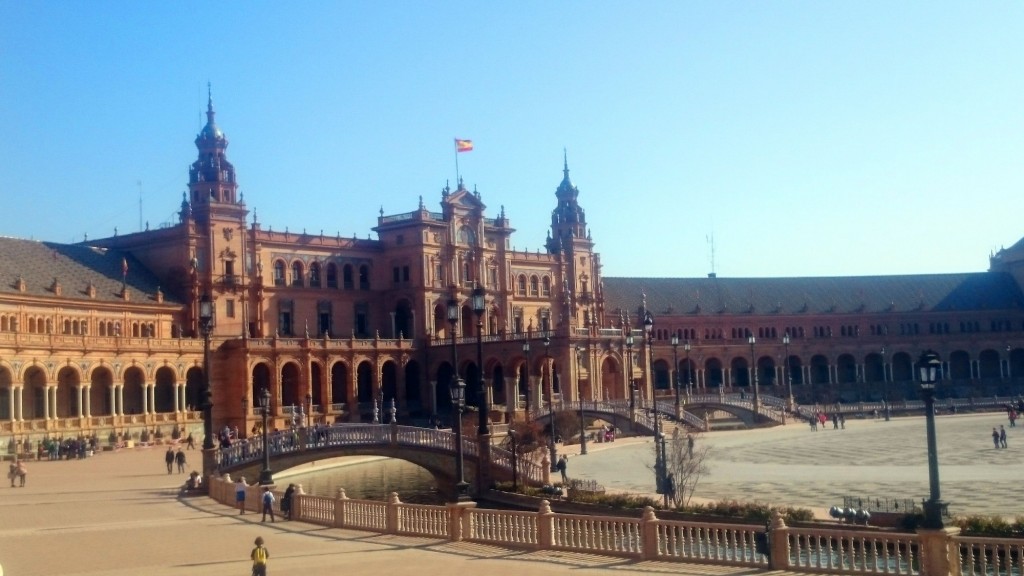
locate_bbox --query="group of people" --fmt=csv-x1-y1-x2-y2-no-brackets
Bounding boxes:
7,459,26,487
992,425,1009,449
163,447,188,473
39,436,98,460
808,411,845,431
234,477,298,523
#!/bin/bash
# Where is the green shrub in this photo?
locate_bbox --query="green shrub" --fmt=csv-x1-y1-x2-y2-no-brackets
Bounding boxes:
955,515,1024,537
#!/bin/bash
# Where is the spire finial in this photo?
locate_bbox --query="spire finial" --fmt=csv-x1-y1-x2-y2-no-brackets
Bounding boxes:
207,82,213,113
563,147,569,173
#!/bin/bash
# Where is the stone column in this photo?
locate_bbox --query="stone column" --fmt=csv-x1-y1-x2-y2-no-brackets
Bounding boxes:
84,385,92,418
43,386,51,419
917,527,962,576
8,386,16,422
77,384,85,418
15,387,23,421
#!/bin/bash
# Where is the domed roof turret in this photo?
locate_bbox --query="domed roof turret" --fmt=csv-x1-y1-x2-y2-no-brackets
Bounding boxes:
196,83,227,146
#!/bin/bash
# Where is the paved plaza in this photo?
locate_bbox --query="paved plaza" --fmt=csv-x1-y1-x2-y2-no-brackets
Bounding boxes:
570,411,1024,518
1,411,1019,576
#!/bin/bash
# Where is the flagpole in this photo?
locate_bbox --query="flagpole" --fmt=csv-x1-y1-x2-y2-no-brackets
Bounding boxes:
454,140,461,186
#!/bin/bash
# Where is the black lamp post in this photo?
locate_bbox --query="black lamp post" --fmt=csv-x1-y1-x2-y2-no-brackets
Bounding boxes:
472,283,488,436
508,428,519,491
575,345,587,456
684,340,693,399
671,334,680,413
918,350,946,529
199,293,216,474
644,311,657,425
783,333,794,411
258,387,274,486
544,336,557,472
447,293,470,501
626,333,635,411
748,334,760,412
241,396,247,437
522,340,531,421
305,393,312,428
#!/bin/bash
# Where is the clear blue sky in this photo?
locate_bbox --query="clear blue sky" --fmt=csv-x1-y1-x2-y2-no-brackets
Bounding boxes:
2,2,1022,279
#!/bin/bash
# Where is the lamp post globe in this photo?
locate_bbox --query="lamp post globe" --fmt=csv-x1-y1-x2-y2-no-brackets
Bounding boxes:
626,334,635,411
918,350,946,529
449,376,469,501
748,334,759,413
198,293,216,478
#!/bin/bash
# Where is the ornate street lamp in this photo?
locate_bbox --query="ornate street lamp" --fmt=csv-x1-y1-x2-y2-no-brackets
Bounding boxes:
258,387,274,486
671,334,680,412
544,336,557,472
684,340,693,400
575,345,587,456
508,428,519,491
522,340,531,420
644,311,665,500
447,292,469,501
198,293,216,475
472,283,488,436
449,375,469,501
783,333,794,411
748,334,760,413
305,393,313,428
626,333,635,411
918,350,946,529
240,396,247,437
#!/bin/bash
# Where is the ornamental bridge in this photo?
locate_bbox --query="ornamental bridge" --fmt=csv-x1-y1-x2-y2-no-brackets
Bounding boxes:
218,394,793,495
217,423,547,496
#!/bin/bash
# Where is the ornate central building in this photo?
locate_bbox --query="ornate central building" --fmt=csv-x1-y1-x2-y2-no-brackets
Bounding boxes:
1,95,1023,447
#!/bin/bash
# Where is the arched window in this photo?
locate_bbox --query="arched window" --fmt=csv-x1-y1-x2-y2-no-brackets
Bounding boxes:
530,276,539,296
359,265,370,290
273,261,286,286
326,263,338,288
517,275,527,295
291,261,304,287
541,276,551,297
343,264,354,289
309,262,321,287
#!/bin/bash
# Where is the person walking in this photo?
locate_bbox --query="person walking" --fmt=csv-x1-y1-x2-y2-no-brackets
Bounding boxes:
164,446,174,474
186,432,195,450
14,459,26,487
281,484,296,520
992,427,1001,449
261,487,276,522
556,455,568,483
235,477,248,514
174,449,186,473
250,536,270,576
1000,425,1008,448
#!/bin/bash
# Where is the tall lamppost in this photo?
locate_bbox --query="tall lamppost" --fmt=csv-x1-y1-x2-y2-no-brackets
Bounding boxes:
918,350,945,528
508,428,519,491
626,333,635,412
882,346,891,421
684,340,693,400
447,293,469,501
199,293,216,475
545,336,557,472
671,334,681,414
522,340,531,421
644,311,665,500
241,396,248,437
748,334,760,413
258,387,274,486
575,345,587,455
472,283,488,436
305,392,313,428
783,333,794,411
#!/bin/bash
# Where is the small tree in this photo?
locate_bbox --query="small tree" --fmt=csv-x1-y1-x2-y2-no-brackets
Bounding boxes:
662,427,710,508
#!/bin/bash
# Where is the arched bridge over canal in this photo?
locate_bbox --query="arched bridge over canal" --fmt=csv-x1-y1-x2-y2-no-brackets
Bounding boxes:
217,423,546,496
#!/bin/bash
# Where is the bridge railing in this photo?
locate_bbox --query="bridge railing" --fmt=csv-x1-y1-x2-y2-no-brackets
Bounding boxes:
207,481,978,574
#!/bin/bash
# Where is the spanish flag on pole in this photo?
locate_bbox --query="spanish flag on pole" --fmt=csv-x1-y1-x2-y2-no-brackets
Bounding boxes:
455,138,473,153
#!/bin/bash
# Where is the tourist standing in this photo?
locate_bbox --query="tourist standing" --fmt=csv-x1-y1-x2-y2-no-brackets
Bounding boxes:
556,455,568,483
235,477,248,514
282,484,296,520
992,427,1001,449
164,447,174,474
174,449,186,473
250,536,269,576
261,487,276,522
1000,425,1008,448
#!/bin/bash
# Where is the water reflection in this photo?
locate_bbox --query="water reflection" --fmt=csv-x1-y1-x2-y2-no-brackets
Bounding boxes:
280,457,443,504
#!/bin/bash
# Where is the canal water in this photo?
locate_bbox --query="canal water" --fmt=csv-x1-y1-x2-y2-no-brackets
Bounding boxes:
278,457,444,504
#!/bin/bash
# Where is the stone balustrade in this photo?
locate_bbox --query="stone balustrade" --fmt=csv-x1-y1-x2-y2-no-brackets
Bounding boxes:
207,475,1019,575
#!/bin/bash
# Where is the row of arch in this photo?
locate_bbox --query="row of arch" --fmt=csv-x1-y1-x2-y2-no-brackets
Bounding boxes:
0,316,157,338
272,260,370,290
0,364,203,421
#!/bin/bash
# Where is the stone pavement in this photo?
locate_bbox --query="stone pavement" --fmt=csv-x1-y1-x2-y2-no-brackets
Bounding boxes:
0,444,796,576
568,411,1024,518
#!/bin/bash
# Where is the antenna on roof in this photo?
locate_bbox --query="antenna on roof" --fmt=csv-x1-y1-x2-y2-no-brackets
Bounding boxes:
137,180,143,232
706,231,717,278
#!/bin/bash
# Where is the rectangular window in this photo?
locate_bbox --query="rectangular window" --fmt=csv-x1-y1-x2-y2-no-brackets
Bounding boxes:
225,299,236,318
393,267,401,283
402,266,410,282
